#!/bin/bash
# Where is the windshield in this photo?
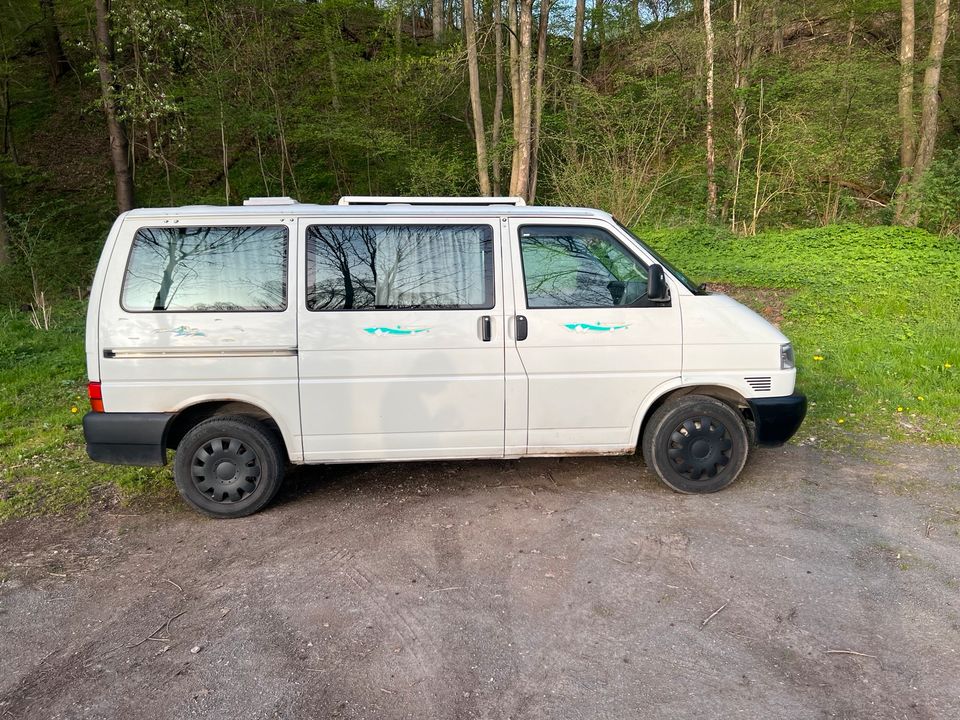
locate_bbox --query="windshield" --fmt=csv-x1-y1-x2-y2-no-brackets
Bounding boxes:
613,220,706,295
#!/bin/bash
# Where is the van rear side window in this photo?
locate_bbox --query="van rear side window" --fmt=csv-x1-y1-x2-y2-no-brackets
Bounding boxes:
305,224,494,311
121,226,288,312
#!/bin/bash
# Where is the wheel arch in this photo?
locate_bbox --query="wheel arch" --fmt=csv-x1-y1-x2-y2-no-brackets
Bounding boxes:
165,400,291,461
632,382,754,451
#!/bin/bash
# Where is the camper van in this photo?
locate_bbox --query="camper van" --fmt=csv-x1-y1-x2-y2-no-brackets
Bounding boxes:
83,196,806,518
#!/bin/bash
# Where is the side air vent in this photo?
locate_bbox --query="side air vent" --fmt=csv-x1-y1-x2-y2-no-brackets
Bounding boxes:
745,376,772,392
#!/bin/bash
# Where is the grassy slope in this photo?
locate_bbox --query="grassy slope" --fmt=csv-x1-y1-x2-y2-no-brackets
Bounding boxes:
644,224,960,445
1,225,957,518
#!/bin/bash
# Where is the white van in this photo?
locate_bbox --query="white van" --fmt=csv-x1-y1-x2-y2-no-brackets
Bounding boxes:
83,196,806,517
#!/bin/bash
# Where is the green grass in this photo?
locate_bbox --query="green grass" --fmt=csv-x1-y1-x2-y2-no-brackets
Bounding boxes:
0,302,173,519
643,224,960,444
2,224,958,518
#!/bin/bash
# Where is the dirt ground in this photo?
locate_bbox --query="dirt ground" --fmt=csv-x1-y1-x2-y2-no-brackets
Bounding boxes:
1,443,959,720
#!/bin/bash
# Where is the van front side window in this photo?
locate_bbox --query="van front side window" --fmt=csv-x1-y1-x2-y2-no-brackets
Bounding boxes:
306,224,494,311
122,225,288,312
519,225,649,308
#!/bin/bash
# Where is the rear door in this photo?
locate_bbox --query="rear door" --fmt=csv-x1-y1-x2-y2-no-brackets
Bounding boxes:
97,216,302,457
507,218,683,454
297,217,506,461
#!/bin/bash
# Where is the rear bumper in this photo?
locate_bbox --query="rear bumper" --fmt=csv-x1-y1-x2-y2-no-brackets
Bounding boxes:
83,412,174,466
747,394,807,447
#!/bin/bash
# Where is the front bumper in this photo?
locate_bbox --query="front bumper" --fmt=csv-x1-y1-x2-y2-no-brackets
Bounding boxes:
747,394,807,447
83,412,174,466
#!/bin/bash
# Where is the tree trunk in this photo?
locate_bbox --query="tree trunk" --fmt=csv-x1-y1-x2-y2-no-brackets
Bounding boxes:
732,0,748,164
40,0,70,83
433,0,444,42
572,0,585,79
491,0,505,195
703,0,717,220
730,0,749,229
895,0,915,221
908,0,950,224
508,0,521,190
464,0,491,194
771,1,783,54
509,0,534,199
94,0,135,213
1,73,15,162
595,0,606,50
0,182,9,265
527,0,550,202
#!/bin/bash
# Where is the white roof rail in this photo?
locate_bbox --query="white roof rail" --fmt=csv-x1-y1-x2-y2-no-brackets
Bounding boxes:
337,195,526,207
243,196,298,206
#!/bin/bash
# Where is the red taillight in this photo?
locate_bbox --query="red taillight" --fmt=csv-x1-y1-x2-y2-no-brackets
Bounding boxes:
88,381,104,413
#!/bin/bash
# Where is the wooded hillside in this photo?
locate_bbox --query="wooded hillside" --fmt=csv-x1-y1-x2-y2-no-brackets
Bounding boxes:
1,0,958,305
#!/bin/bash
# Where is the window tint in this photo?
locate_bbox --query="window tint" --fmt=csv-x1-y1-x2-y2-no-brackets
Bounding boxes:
519,225,649,308
122,226,288,312
306,224,494,311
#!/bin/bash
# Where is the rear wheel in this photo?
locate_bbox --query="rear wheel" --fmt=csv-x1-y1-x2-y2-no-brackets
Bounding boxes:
642,395,749,494
173,415,285,518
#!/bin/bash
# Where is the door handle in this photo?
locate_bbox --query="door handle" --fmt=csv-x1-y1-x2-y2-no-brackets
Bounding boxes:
516,315,528,341
480,315,492,342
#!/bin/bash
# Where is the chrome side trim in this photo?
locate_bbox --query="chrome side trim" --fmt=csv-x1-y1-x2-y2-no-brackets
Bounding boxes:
104,347,298,359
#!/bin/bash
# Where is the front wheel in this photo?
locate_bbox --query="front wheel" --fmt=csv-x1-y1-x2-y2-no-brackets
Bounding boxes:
642,395,749,494
173,415,285,518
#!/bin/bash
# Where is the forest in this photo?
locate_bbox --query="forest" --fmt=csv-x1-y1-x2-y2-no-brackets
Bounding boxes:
0,0,959,305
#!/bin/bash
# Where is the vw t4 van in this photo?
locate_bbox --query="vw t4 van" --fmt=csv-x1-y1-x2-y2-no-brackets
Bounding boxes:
83,196,806,517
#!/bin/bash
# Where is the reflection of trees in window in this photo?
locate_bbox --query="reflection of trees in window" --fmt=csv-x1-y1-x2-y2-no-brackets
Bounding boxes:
306,225,492,311
521,227,648,308
123,226,287,311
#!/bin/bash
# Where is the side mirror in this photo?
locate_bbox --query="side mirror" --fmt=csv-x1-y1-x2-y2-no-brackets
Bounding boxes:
647,264,668,302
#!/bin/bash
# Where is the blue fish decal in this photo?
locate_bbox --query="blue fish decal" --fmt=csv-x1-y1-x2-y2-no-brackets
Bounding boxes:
564,322,629,333
156,325,206,337
364,326,430,336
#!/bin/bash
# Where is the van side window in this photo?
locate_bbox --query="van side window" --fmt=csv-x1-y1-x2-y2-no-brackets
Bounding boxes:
122,226,288,312
519,225,649,308
306,224,494,311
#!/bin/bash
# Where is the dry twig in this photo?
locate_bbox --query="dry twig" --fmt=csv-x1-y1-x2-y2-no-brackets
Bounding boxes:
824,649,877,659
125,609,187,649
699,600,730,630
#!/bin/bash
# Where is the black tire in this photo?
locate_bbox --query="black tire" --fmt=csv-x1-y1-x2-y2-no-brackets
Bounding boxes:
173,415,285,518
642,394,749,494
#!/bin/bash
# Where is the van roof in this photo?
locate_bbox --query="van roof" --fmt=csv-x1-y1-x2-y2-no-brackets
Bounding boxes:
121,200,614,222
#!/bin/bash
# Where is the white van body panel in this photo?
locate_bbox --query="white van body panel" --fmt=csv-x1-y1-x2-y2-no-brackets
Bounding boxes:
506,216,684,454
94,213,303,461
85,212,129,383
86,201,801,469
296,215,506,462
680,294,796,398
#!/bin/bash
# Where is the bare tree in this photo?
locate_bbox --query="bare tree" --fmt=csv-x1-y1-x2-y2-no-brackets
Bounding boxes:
572,0,585,80
527,0,551,202
508,0,521,187
94,0,135,213
896,0,915,220
491,0,505,194
703,0,716,219
729,0,751,229
509,0,534,200
433,0,444,42
464,0,491,194
909,0,950,220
